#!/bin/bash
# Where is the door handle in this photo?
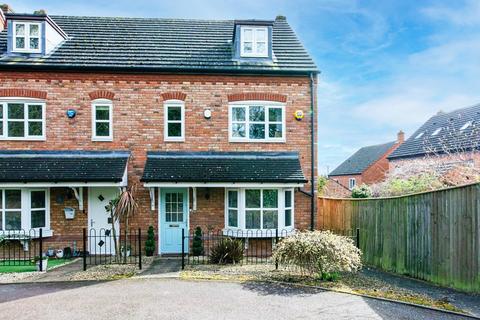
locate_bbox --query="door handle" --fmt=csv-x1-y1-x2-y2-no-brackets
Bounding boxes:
90,219,95,228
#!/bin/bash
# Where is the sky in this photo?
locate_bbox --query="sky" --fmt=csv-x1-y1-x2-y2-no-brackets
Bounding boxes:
8,0,480,174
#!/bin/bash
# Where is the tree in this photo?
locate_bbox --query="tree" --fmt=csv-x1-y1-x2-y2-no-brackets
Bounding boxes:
192,227,204,256
115,185,139,262
106,185,138,262
145,225,155,256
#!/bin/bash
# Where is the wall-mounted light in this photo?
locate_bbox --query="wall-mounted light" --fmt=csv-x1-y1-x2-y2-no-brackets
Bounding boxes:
66,109,77,119
204,109,212,119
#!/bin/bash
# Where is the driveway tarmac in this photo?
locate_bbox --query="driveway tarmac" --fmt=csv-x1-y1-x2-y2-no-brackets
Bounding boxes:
0,278,473,320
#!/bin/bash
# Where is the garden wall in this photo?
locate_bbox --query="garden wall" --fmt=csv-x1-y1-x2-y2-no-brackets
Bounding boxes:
317,183,480,292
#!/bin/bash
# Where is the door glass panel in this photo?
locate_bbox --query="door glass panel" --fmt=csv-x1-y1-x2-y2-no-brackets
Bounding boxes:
165,192,184,223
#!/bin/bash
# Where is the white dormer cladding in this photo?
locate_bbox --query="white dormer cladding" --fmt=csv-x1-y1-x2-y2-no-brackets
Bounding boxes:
233,19,274,61
6,13,67,56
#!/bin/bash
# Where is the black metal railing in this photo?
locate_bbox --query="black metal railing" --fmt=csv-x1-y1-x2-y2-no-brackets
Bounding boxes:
181,228,294,269
0,228,47,270
82,228,142,270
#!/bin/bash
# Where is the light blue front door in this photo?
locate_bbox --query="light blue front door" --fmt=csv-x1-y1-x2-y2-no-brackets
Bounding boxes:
160,188,188,254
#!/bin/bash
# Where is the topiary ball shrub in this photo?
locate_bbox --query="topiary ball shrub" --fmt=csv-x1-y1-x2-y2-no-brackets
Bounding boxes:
145,225,156,257
209,237,244,264
192,226,204,256
273,231,362,278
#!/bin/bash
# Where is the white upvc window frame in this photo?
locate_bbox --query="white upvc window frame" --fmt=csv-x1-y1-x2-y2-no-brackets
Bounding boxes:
0,99,46,141
164,100,185,142
224,187,294,234
12,21,42,53
91,99,113,142
0,188,50,232
229,101,286,143
240,26,269,58
349,178,356,190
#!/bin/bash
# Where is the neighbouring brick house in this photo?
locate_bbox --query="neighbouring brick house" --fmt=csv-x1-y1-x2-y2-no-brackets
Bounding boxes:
0,7,317,255
388,103,480,175
327,131,404,191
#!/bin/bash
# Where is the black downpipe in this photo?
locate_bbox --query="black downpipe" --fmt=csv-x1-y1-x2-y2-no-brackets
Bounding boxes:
310,72,316,231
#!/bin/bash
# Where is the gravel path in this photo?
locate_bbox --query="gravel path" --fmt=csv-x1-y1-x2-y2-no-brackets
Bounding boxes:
0,278,473,320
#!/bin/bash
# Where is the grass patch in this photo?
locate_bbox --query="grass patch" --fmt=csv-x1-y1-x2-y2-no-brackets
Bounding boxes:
0,259,70,273
180,265,465,314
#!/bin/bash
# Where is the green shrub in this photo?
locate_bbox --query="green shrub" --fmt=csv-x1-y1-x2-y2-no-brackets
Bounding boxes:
210,237,244,264
351,184,372,198
192,226,204,256
273,231,362,277
145,225,155,257
317,175,328,195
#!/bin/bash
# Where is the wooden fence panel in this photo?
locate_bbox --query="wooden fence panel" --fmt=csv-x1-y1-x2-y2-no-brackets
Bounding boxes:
317,183,480,293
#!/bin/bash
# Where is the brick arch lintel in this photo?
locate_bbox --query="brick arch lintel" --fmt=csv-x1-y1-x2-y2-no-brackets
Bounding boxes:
0,88,47,99
89,90,115,100
161,91,187,101
227,92,287,103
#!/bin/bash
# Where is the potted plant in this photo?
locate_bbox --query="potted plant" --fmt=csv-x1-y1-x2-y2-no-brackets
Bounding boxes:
145,225,155,256
33,256,48,272
120,244,131,257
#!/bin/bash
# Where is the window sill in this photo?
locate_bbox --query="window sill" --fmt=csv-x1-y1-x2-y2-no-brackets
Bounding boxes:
222,228,294,238
0,229,53,239
0,137,46,141
229,139,286,144
92,138,113,142
164,138,185,142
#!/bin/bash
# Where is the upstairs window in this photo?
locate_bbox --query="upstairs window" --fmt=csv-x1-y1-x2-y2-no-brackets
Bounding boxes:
164,100,185,142
0,100,45,140
240,26,268,57
349,178,356,190
13,22,41,53
92,99,113,141
229,102,285,142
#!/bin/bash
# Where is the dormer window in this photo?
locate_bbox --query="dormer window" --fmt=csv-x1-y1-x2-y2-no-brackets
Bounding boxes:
13,21,41,53
240,26,269,57
432,128,442,136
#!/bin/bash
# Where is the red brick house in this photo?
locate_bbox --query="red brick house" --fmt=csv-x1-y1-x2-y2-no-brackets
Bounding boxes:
0,8,317,255
328,131,404,191
388,104,480,176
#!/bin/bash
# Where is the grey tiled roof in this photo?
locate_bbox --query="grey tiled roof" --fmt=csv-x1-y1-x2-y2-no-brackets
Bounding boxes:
389,103,480,159
142,151,306,183
0,15,317,74
329,141,396,176
0,150,129,182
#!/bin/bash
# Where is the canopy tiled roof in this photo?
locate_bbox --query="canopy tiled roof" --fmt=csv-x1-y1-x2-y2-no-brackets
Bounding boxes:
142,151,306,183
0,150,129,182
0,14,317,74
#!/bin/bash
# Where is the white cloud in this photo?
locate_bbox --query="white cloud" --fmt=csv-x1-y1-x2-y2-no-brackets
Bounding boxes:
422,0,480,26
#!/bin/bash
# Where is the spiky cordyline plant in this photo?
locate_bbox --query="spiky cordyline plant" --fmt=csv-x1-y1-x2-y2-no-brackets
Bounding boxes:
115,185,138,262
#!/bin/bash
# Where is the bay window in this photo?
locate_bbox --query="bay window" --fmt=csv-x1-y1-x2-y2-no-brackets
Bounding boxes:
0,100,46,140
225,188,294,232
229,101,285,142
0,189,49,231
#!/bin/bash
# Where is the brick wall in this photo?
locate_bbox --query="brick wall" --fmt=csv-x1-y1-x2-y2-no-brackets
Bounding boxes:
1,71,316,250
362,141,402,184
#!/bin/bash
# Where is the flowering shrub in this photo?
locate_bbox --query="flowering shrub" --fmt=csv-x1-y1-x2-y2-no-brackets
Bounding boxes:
273,231,362,277
351,184,372,198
